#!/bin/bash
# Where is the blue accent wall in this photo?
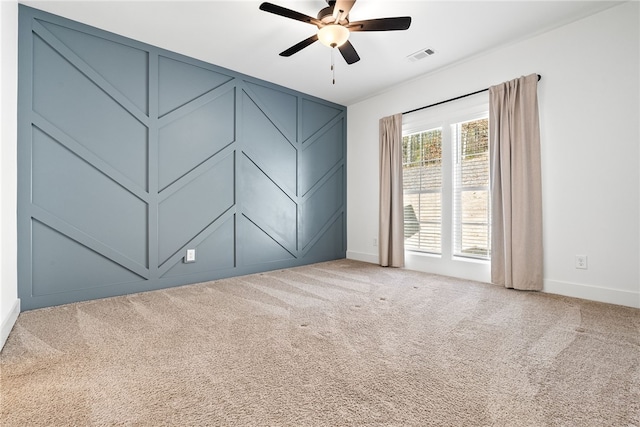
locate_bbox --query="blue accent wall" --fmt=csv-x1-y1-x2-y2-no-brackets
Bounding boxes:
17,6,347,310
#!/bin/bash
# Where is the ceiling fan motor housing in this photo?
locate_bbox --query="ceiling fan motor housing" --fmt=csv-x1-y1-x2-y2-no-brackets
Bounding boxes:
318,3,349,25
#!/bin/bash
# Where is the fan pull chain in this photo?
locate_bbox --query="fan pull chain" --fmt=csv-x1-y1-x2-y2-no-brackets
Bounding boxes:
331,47,336,85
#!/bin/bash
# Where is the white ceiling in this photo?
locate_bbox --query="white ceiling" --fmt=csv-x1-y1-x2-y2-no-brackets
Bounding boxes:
21,0,622,105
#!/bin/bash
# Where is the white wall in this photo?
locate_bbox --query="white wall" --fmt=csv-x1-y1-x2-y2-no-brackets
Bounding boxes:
0,0,20,351
347,2,640,308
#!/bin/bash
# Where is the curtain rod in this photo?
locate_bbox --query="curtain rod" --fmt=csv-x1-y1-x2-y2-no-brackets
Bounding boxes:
402,74,542,116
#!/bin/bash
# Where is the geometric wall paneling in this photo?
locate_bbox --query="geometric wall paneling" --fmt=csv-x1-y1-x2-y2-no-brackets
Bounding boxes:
19,5,346,310
241,89,297,195
158,84,236,190
31,116,149,204
238,215,296,267
32,27,149,190
158,55,234,118
30,20,148,123
300,213,345,262
301,98,343,142
38,20,149,115
31,127,148,267
157,152,235,265
300,166,344,251
31,220,144,297
161,215,236,278
244,81,298,140
299,117,345,196
240,154,297,253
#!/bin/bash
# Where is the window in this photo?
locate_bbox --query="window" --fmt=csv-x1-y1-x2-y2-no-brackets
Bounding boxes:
402,105,490,261
453,118,490,259
402,128,442,253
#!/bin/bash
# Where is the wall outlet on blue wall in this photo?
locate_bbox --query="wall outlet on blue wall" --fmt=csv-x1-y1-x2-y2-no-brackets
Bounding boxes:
184,249,196,263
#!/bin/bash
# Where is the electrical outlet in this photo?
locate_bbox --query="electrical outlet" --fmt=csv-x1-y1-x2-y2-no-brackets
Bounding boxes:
373,238,377,247
184,248,196,263
575,255,587,270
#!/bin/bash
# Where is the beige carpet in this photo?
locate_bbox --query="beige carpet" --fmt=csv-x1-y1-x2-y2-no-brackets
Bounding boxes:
1,259,639,426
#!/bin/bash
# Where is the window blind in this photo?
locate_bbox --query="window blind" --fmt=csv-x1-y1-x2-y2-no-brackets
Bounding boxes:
452,117,491,259
402,128,442,253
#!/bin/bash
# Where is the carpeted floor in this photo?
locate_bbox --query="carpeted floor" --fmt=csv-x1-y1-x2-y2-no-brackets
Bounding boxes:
1,259,639,426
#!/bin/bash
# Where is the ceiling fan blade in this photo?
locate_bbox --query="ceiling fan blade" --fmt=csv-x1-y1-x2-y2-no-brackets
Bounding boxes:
338,40,360,64
333,0,356,21
259,2,323,27
280,34,319,57
347,17,412,32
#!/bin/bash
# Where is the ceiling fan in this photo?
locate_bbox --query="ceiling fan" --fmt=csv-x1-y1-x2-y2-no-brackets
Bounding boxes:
259,0,412,65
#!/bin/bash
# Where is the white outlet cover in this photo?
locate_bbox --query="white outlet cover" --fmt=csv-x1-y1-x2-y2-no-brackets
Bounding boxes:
185,249,196,263
575,255,587,269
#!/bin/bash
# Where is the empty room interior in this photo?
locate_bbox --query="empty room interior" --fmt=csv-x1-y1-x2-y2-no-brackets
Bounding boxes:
1,0,639,425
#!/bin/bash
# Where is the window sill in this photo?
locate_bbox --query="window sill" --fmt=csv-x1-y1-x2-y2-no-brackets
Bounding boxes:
452,255,490,265
405,250,441,259
405,251,489,265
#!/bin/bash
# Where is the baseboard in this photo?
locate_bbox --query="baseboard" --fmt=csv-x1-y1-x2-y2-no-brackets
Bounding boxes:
346,250,378,264
0,298,20,352
347,252,639,309
544,280,639,309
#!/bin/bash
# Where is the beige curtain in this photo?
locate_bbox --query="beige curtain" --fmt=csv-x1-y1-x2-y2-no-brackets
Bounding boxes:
489,74,543,290
379,113,404,267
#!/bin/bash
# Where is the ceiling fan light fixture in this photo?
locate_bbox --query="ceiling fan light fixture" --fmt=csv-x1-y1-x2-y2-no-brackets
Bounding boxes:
317,24,349,48
259,1,412,64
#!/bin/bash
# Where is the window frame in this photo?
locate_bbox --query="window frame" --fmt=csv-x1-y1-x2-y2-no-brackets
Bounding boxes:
402,95,490,264
451,114,491,260
402,127,443,255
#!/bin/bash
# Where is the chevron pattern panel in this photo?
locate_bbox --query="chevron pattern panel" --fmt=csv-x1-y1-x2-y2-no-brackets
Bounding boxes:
18,6,347,310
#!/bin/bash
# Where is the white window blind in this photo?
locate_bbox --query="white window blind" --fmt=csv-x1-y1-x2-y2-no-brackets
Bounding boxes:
452,117,491,259
402,128,442,253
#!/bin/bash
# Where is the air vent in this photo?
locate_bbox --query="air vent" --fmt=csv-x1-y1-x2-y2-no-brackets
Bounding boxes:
407,48,435,62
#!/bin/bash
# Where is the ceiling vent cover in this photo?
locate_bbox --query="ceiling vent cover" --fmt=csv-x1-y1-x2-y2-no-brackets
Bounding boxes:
407,48,435,62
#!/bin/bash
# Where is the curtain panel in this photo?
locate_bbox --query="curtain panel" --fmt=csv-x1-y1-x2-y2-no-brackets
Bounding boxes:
489,74,543,290
379,113,405,267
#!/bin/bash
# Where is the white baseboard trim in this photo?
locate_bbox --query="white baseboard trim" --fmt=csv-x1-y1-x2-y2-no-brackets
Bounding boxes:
1,298,20,352
348,252,639,309
544,280,639,309
346,250,378,264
